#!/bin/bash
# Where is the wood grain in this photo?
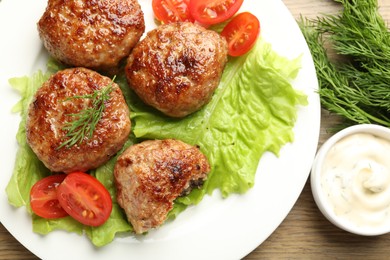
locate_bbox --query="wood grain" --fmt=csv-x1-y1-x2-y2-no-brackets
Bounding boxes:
1,0,390,259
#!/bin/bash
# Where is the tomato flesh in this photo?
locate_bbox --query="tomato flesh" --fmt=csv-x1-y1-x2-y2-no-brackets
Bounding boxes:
189,0,244,25
57,172,112,227
152,0,194,24
30,174,68,219
221,12,260,57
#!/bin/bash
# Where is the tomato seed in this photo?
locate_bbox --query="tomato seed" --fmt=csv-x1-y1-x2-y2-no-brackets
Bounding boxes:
205,8,217,19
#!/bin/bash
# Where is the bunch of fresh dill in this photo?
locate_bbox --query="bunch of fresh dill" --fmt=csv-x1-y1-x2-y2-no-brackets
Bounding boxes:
299,0,390,127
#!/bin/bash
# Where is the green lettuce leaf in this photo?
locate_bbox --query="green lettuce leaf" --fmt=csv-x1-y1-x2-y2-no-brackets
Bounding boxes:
6,72,51,210
32,215,84,235
5,38,306,247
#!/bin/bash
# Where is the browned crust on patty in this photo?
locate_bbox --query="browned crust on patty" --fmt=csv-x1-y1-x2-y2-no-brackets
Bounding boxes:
114,139,210,234
125,22,228,117
38,0,145,72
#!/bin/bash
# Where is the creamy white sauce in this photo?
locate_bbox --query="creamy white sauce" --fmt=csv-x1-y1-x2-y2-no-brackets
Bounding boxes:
321,133,390,228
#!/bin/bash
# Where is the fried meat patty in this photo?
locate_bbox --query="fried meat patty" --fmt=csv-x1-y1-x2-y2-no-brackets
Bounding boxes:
38,0,145,72
125,22,228,118
114,139,210,234
26,67,131,173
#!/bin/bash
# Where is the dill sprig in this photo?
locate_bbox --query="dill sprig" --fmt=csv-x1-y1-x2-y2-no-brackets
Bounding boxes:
57,79,115,149
299,0,390,127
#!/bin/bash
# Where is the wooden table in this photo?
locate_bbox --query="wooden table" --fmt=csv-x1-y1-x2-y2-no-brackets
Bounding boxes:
1,0,390,259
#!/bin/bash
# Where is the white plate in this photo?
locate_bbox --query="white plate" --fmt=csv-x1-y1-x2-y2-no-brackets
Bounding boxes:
0,0,320,259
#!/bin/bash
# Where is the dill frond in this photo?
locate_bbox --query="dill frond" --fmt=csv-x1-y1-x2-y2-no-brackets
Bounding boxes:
57,79,114,149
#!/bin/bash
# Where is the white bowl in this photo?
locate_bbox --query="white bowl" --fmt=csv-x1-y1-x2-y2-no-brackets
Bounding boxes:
311,124,390,236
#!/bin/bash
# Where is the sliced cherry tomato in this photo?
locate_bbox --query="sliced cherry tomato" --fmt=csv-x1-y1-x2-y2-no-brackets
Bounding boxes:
57,172,112,227
189,0,244,25
30,174,68,219
221,12,260,57
152,0,194,24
